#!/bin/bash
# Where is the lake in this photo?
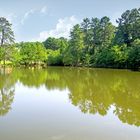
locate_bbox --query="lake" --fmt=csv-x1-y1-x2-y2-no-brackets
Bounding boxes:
0,67,140,140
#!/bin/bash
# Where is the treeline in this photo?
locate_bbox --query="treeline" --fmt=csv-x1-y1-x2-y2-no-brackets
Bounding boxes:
0,8,140,69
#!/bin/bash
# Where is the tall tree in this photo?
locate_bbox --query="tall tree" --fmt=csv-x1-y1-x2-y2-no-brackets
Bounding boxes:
115,8,140,46
81,18,92,52
0,17,15,65
0,17,14,46
91,16,115,48
63,24,84,66
91,17,100,47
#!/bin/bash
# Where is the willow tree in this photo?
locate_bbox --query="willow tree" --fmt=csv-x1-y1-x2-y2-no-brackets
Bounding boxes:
0,17,15,65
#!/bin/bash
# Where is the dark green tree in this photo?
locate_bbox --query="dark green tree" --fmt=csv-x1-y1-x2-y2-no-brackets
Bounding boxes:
43,37,59,50
115,8,140,46
91,16,115,48
128,39,140,69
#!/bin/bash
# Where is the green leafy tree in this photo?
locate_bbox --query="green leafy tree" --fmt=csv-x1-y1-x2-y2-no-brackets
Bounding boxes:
91,16,115,48
81,18,92,52
93,47,114,67
111,45,129,68
43,37,60,50
64,24,84,66
47,49,63,66
19,42,47,66
128,39,140,69
10,46,21,66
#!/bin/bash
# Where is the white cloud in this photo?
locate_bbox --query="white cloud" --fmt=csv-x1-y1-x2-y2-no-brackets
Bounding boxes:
40,6,47,14
36,16,80,41
21,9,34,25
20,6,48,25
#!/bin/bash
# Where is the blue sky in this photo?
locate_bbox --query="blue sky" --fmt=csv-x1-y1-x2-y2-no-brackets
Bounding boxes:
0,0,139,42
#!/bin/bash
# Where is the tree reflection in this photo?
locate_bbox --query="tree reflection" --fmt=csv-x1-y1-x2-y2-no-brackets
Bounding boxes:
0,68,15,116
0,88,14,116
18,69,48,88
0,67,140,126
44,67,140,126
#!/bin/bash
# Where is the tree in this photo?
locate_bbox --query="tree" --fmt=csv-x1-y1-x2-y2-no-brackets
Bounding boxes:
10,46,21,66
0,17,15,65
100,16,115,47
91,16,115,48
114,8,140,46
81,18,92,52
93,47,114,67
57,37,68,53
0,17,14,46
111,44,129,68
43,37,68,66
64,24,84,66
19,42,47,66
43,37,59,50
128,39,140,69
47,49,63,66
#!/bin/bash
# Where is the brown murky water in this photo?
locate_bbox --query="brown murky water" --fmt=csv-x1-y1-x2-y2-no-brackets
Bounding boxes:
0,67,140,140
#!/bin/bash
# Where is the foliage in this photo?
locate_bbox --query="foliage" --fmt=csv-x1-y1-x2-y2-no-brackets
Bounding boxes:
47,49,63,66
19,42,47,66
114,8,140,46
43,37,60,50
43,37,68,51
63,24,84,66
111,45,129,68
93,47,114,67
127,39,140,69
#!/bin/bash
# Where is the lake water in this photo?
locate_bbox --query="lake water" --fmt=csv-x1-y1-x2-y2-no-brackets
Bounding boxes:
0,67,140,140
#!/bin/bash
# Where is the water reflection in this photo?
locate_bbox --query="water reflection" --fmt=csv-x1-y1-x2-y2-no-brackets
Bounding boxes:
0,67,140,127
0,68,15,116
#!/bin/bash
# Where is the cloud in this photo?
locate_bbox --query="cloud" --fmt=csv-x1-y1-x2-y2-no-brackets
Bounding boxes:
21,9,34,25
20,6,48,25
36,16,80,41
40,6,47,14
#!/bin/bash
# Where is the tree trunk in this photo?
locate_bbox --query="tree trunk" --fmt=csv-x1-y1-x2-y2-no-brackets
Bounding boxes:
1,29,4,46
